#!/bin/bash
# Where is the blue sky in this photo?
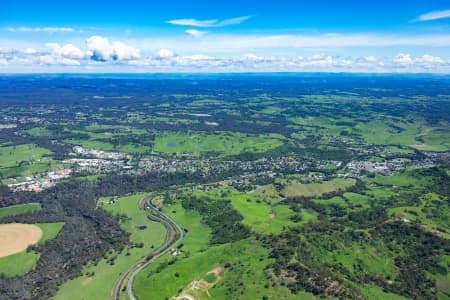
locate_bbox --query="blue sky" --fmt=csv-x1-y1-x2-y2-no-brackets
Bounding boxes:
1,0,450,72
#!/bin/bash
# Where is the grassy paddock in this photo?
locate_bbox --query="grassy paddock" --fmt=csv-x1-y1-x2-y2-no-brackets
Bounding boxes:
0,203,41,220
54,194,166,300
153,131,284,156
280,178,355,198
0,222,64,277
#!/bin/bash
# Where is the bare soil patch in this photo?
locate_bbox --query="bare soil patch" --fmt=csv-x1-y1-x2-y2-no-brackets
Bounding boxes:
0,223,43,257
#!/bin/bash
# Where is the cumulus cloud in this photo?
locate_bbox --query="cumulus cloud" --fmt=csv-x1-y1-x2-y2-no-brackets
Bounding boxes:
363,56,377,62
85,36,140,61
23,48,37,54
393,53,413,65
38,55,80,66
0,39,449,72
112,41,141,60
418,54,444,64
182,54,215,60
185,29,207,37
46,43,84,59
167,16,252,27
155,49,175,59
7,27,74,33
242,53,264,61
415,9,450,22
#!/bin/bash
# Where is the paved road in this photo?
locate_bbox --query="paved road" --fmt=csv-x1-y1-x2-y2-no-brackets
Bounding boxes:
111,196,184,300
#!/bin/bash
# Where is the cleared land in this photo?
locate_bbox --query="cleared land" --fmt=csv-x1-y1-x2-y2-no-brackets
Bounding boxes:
0,223,43,257
0,203,41,220
154,131,283,156
0,222,64,276
280,178,355,198
54,194,166,300
0,144,63,182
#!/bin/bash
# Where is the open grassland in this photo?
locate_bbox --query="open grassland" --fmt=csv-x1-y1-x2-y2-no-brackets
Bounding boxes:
36,222,65,243
280,178,355,198
252,184,283,204
0,249,40,277
154,131,284,156
59,125,152,153
162,201,211,254
356,120,419,146
0,203,41,220
355,120,450,152
0,222,64,277
0,144,64,181
189,187,313,234
415,128,450,152
0,144,51,168
134,239,318,300
370,171,431,188
64,132,152,153
53,194,166,300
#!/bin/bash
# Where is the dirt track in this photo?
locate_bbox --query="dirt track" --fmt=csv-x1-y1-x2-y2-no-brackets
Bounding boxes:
0,223,42,257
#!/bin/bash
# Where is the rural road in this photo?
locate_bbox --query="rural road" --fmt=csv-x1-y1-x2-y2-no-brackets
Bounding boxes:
111,195,184,300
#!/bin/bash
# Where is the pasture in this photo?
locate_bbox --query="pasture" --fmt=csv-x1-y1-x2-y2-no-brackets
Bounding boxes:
54,194,166,300
153,131,284,156
0,222,64,276
280,178,355,198
0,203,41,220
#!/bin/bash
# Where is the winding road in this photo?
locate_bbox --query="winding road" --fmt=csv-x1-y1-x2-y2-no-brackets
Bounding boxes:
111,195,184,300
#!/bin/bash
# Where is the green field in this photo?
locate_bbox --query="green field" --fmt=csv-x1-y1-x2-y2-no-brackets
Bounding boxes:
0,144,52,168
191,187,318,234
0,144,65,182
0,203,41,220
356,120,419,146
280,178,355,198
54,194,166,300
0,222,64,277
154,131,284,156
134,238,318,300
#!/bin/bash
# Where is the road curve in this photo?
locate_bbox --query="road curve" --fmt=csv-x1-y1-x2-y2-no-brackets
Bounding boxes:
111,196,184,300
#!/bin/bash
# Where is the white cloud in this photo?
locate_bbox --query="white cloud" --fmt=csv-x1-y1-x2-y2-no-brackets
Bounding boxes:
363,56,377,62
242,53,264,61
23,48,37,54
182,54,215,60
415,9,450,22
7,27,74,33
112,41,141,60
39,55,80,66
86,36,115,61
185,29,207,37
0,58,8,66
167,16,252,27
167,19,217,27
46,43,85,59
418,54,444,64
393,53,413,65
155,49,175,59
85,36,140,61
216,16,252,26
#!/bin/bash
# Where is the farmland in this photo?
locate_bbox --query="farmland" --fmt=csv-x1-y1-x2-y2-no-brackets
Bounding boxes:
0,222,64,276
54,194,166,300
154,131,284,157
0,75,449,300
